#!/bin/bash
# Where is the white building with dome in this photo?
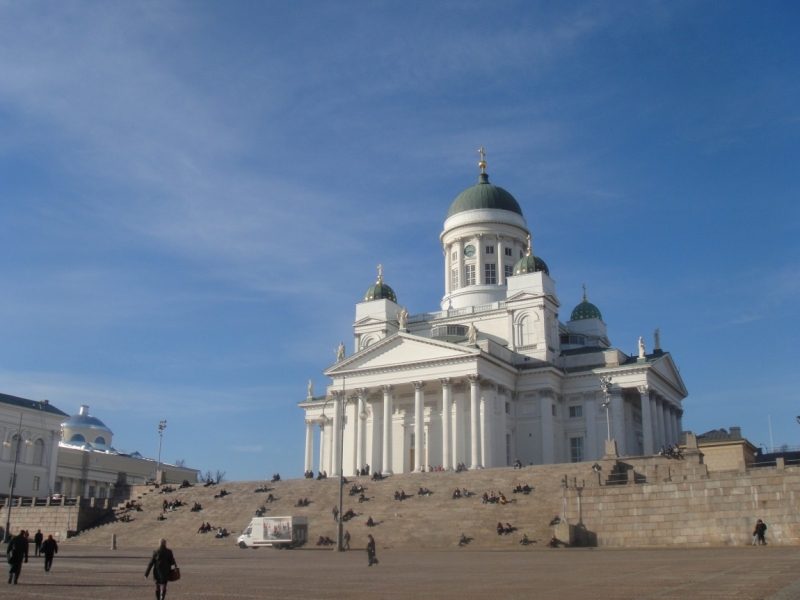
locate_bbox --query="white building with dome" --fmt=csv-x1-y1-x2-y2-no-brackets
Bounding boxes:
299,156,688,475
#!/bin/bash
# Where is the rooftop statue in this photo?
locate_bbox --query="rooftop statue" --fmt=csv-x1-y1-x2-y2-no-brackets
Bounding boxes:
335,342,345,362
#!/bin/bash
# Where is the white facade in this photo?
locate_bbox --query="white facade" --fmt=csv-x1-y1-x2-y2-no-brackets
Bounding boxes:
300,166,688,474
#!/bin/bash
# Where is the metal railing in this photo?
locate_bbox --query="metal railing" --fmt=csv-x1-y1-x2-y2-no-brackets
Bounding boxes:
408,301,507,324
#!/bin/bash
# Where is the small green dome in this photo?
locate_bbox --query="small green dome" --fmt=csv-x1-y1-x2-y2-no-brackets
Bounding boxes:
447,173,523,219
570,300,602,321
513,253,549,277
363,281,397,303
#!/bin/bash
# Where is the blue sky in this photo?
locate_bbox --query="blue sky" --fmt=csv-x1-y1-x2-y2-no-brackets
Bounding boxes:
0,1,798,480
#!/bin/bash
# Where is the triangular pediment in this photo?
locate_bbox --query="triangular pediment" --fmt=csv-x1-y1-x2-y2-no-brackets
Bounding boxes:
649,353,688,397
325,333,478,376
505,290,544,303
352,316,387,327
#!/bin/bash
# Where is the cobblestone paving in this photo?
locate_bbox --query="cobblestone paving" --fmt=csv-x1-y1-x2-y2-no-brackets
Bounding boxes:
3,545,799,599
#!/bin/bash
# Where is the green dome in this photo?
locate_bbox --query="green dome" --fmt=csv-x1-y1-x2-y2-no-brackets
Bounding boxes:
446,173,523,219
513,253,549,277
363,281,397,303
570,300,602,321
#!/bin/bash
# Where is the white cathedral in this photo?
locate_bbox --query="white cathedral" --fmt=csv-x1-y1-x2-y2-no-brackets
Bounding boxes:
299,153,688,475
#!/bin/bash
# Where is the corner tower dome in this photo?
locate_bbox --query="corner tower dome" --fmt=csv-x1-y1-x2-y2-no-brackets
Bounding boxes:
570,285,603,321
513,234,549,276
363,264,397,303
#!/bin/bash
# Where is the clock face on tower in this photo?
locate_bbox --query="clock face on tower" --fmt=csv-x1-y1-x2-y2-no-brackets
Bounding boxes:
464,245,476,257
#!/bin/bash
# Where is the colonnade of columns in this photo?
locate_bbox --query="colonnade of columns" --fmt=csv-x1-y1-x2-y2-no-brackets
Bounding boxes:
637,385,683,455
303,376,506,476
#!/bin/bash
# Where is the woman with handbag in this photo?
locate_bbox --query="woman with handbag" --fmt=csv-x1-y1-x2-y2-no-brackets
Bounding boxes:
144,538,178,600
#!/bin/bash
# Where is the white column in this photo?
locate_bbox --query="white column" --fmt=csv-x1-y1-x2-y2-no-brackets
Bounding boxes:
610,390,627,455
677,409,684,442
356,388,368,473
539,390,554,464
637,385,654,455
649,394,659,452
476,234,484,284
456,238,464,291
440,378,452,470
369,401,382,473
304,420,314,473
453,384,466,467
654,396,665,450
469,375,482,469
318,424,326,475
331,391,343,476
423,423,430,471
497,236,505,286
413,381,426,472
444,243,452,294
481,383,494,468
662,401,671,447
584,393,598,461
381,385,394,474
669,405,679,445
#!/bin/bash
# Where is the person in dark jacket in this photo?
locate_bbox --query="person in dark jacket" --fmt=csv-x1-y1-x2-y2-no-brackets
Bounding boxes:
33,530,43,557
366,534,378,566
41,535,58,572
6,530,28,585
144,538,177,600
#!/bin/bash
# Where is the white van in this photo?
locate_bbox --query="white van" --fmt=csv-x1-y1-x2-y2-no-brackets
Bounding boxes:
237,516,309,549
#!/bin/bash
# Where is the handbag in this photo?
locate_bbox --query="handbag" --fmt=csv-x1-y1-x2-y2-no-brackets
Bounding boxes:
169,567,181,582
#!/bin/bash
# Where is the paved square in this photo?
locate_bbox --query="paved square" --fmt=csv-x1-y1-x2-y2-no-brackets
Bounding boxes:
3,545,799,599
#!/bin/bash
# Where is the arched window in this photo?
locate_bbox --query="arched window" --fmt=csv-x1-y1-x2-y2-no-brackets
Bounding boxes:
94,436,106,445
70,433,86,443
516,314,539,346
33,439,45,465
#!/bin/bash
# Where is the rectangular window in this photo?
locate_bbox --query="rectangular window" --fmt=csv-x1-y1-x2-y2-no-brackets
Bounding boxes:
486,245,495,254
504,264,513,279
89,485,96,498
569,405,583,419
32,476,40,491
451,269,459,290
505,402,510,414
465,264,476,286
485,263,497,284
54,480,62,494
504,247,512,256
551,404,557,417
570,437,585,463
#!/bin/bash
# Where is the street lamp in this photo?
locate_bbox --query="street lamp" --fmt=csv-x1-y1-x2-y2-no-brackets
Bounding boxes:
4,413,31,543
599,376,613,441
156,420,167,484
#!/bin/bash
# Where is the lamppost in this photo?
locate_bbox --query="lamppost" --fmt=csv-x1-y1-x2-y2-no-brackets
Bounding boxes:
599,376,613,442
317,377,350,551
156,420,167,484
4,413,31,543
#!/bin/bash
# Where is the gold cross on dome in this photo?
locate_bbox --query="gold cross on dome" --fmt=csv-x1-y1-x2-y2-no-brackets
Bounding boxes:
478,147,487,173
582,283,587,302
526,234,532,256
377,264,383,283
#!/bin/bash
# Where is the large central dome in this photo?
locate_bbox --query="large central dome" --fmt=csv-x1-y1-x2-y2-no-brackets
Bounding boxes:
446,172,523,219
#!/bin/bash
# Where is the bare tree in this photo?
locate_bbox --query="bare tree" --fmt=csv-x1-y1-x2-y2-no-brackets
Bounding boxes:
203,469,214,483
175,459,186,468
215,470,226,484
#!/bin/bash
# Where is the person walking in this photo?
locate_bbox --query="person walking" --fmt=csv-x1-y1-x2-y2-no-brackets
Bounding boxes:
343,530,351,550
366,534,378,566
6,530,28,585
33,530,43,557
41,535,58,572
753,519,768,546
145,538,177,600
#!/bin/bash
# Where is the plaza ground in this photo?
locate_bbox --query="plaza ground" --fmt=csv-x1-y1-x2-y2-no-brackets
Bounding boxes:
4,544,800,599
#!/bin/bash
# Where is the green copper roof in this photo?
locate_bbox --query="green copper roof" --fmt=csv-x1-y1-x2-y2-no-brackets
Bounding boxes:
363,281,397,303
570,300,602,321
513,253,549,276
447,173,523,219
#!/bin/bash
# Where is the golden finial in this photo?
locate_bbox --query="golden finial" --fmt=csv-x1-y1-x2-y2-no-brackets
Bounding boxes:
582,283,587,302
526,234,532,257
377,264,383,283
478,147,487,174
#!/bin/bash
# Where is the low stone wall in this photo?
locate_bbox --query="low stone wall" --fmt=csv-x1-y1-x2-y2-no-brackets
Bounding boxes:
0,498,112,541
565,458,800,547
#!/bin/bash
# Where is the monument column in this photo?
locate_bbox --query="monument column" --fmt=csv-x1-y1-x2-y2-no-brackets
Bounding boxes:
539,390,554,464
413,381,426,472
468,375,482,469
381,385,394,474
637,385,654,455
440,378,453,470
356,388,368,473
331,391,344,476
304,419,314,474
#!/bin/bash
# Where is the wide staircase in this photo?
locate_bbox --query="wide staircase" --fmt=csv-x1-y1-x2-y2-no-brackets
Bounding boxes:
65,461,613,550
